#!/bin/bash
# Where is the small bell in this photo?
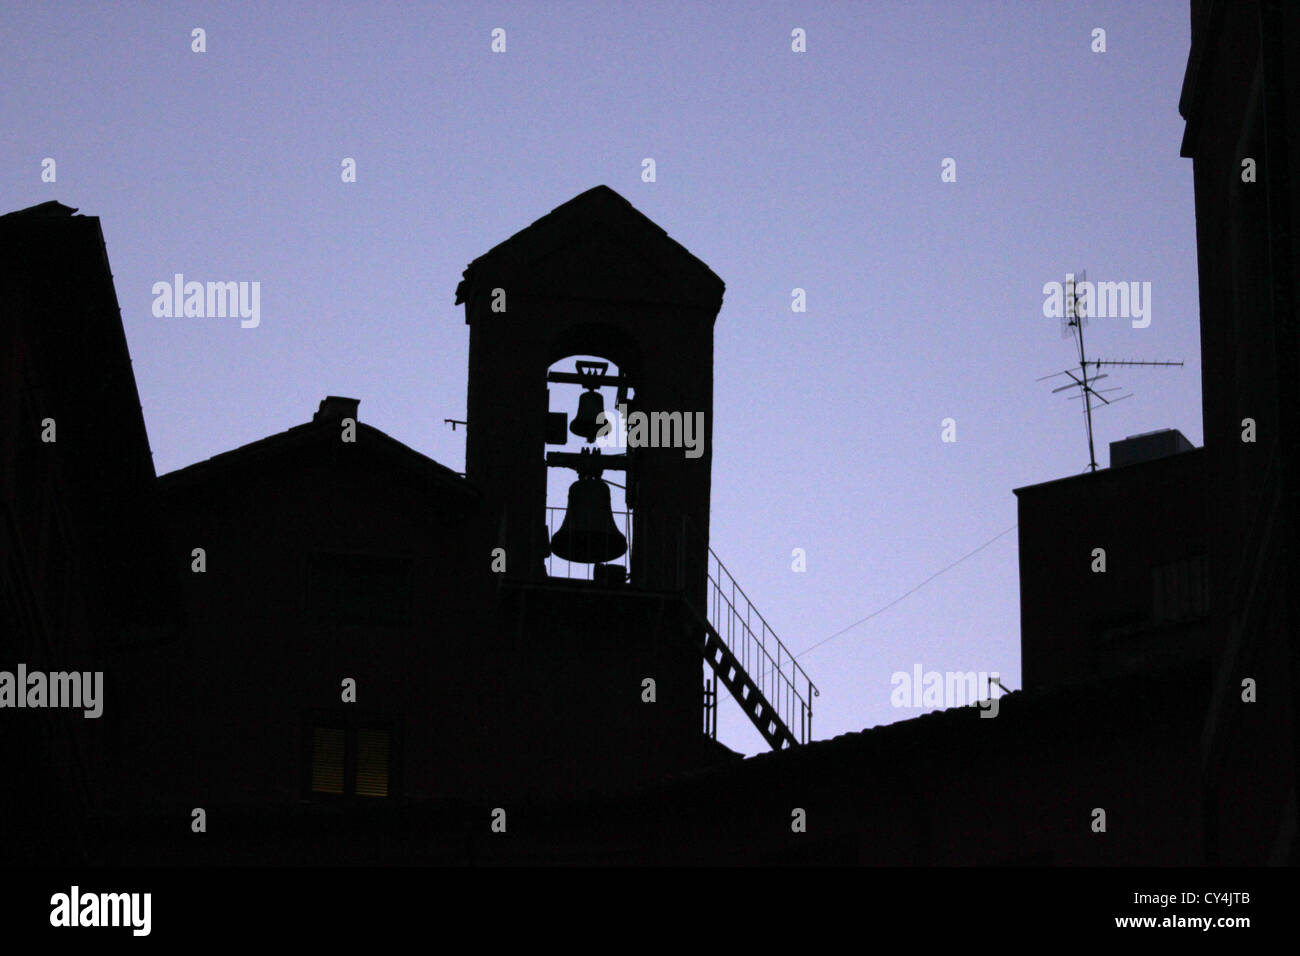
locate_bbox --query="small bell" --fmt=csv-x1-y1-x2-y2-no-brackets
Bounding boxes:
570,388,606,443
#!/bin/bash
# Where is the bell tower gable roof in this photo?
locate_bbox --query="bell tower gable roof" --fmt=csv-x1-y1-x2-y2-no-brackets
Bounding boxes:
455,185,725,317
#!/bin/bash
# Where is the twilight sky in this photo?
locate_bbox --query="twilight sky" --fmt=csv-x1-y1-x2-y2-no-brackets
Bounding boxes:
3,1,1201,754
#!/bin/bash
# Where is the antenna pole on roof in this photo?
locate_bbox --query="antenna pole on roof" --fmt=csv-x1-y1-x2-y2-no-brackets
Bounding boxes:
1038,270,1184,472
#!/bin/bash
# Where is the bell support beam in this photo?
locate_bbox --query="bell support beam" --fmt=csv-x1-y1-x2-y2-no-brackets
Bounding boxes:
546,451,629,473
545,371,631,389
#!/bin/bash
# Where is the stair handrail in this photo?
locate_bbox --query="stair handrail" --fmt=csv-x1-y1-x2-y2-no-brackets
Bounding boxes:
680,514,819,744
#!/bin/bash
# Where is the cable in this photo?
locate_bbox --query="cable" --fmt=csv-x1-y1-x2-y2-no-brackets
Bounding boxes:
795,522,1018,659
709,522,1019,713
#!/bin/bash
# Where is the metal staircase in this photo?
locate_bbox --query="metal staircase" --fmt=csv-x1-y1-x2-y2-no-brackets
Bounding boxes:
686,544,818,750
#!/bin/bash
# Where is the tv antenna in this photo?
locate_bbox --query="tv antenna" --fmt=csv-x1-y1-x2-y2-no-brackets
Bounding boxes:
1038,270,1184,472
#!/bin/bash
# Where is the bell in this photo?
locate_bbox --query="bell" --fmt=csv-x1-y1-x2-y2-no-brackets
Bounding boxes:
570,388,606,443
550,476,628,563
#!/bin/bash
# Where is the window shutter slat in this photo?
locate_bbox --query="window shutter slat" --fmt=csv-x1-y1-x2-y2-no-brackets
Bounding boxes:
310,727,346,794
355,729,390,797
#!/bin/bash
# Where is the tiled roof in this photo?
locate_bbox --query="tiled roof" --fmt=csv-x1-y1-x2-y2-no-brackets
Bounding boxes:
677,660,1209,787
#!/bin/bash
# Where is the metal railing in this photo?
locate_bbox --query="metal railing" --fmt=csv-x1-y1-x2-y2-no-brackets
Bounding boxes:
542,506,634,582
694,542,819,745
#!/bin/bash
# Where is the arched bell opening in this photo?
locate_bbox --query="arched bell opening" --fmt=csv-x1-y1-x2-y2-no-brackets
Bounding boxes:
546,322,643,379
544,352,635,584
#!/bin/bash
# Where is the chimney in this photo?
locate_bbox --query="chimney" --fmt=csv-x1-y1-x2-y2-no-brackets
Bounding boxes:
313,396,359,424
1109,428,1193,468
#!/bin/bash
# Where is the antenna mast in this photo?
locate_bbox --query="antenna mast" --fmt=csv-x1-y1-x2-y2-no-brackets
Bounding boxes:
1038,271,1185,472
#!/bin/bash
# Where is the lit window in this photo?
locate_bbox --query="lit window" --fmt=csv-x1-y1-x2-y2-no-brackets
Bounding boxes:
355,729,390,798
308,722,395,798
310,727,346,794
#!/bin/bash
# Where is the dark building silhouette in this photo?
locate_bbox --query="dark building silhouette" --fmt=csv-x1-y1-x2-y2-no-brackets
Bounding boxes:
1,202,178,863
2,1,1297,864
1015,430,1209,687
1179,0,1300,865
4,186,817,864
0,189,1214,866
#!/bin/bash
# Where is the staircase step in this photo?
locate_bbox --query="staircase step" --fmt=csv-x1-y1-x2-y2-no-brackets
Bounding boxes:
691,615,798,750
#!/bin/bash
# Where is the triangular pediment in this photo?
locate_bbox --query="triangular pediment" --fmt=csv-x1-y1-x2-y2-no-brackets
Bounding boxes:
455,186,724,314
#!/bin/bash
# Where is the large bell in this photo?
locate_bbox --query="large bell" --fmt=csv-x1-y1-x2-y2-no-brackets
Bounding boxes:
550,475,628,563
570,388,606,443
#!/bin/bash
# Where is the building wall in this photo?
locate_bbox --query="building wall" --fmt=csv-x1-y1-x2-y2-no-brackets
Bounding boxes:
1015,449,1208,688
108,438,482,810
1180,0,1300,864
87,665,1205,865
101,423,722,818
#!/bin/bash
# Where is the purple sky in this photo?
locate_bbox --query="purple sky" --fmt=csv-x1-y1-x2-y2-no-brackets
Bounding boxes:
4,2,1200,753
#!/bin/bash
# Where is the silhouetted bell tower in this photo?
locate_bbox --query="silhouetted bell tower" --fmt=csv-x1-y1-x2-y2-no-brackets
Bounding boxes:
455,185,724,601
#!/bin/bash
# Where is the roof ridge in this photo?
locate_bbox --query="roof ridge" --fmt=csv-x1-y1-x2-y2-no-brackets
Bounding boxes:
0,200,80,220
